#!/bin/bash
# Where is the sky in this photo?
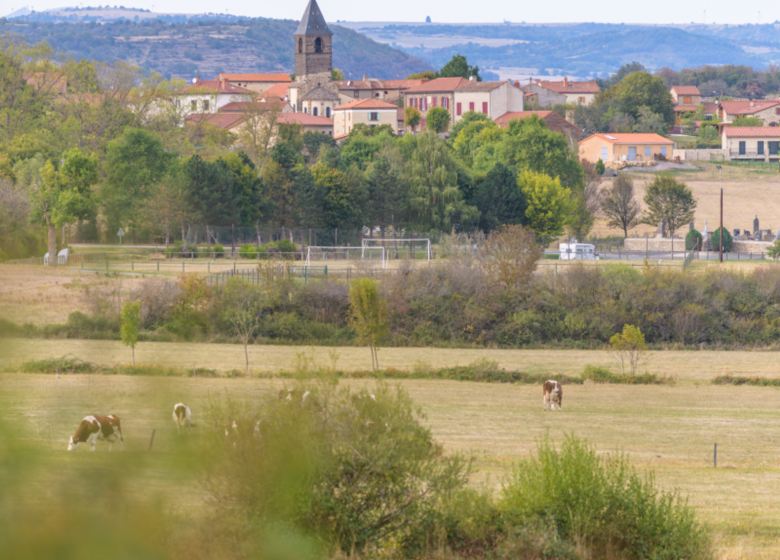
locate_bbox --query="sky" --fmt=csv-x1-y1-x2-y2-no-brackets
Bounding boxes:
3,0,779,25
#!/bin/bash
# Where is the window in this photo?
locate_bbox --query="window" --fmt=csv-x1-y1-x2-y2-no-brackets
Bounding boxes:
739,141,746,155
758,141,765,155
441,97,447,109
368,112,379,121
601,146,608,161
314,37,322,53
203,100,209,111
304,107,308,114
645,147,651,156
326,107,331,118
298,38,303,53
313,107,318,116
191,100,197,111
353,91,359,98
770,141,779,155
578,96,585,104
661,147,667,156
482,102,488,114
456,102,462,116
469,102,474,112
684,96,691,104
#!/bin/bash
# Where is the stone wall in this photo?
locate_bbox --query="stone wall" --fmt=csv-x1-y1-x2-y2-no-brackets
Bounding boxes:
731,240,773,253
672,149,727,161
295,35,332,77
623,237,686,252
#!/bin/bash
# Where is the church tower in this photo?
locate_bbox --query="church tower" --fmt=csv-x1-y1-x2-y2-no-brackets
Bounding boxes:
294,0,333,80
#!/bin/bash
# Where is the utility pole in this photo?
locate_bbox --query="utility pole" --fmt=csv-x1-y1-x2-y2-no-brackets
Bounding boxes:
717,165,723,263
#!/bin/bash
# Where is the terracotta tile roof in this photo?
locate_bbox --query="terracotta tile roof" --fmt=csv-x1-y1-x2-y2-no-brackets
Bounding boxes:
259,83,291,99
720,100,780,115
381,79,427,89
703,102,719,113
334,132,350,140
185,113,246,130
334,98,400,111
180,78,253,95
220,98,289,112
581,133,673,145
218,73,291,83
457,81,506,92
335,78,427,91
494,111,581,131
278,113,333,126
671,86,701,95
674,105,700,112
404,77,468,93
723,126,780,138
335,80,372,90
533,79,600,94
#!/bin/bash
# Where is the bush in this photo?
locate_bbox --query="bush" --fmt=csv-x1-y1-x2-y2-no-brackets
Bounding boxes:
581,364,616,383
271,238,297,253
595,158,605,175
685,228,703,250
500,435,710,560
238,244,256,259
212,244,225,258
711,226,733,252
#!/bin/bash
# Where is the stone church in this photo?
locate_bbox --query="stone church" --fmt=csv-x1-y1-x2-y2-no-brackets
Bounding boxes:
287,0,343,118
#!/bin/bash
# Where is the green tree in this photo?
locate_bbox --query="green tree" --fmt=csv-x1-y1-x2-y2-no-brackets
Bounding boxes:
609,324,647,377
120,300,141,366
711,226,733,252
221,278,263,373
475,162,526,232
633,106,668,135
406,71,437,80
601,174,641,237
685,229,703,251
567,192,595,240
404,106,421,130
641,176,697,237
595,159,606,175
613,72,676,126
331,68,345,81
311,162,366,230
438,53,481,81
365,155,406,239
425,107,451,133
14,155,62,265
406,132,477,231
222,152,268,227
183,155,241,227
453,118,501,168
518,170,571,236
348,278,389,370
59,148,98,243
768,238,780,261
732,116,763,127
696,124,719,146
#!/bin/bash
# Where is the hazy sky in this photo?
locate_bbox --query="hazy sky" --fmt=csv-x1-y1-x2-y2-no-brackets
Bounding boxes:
4,0,778,25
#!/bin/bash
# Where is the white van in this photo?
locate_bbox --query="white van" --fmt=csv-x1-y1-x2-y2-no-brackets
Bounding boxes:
559,242,598,260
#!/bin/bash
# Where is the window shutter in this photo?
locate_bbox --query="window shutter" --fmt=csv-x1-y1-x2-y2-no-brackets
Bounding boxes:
432,97,437,107
482,102,488,114
469,102,474,112
457,102,462,115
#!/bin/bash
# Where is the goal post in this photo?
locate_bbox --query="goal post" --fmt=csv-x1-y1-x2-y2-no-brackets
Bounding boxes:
362,238,432,261
306,246,386,268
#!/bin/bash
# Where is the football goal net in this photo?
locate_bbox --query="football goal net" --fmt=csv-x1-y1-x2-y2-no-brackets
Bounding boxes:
362,238,432,261
306,246,387,268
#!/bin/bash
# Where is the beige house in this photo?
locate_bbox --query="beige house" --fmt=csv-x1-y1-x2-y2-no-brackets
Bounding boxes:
718,100,780,125
218,73,292,94
403,77,524,132
494,111,582,142
670,85,701,106
333,99,400,138
520,77,600,106
335,77,427,101
722,127,780,161
175,78,253,115
579,133,674,165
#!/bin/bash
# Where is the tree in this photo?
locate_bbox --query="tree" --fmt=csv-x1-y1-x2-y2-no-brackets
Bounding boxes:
641,176,697,237
567,193,595,241
233,96,284,172
696,124,719,146
450,110,491,141
365,155,406,239
477,224,542,290
768,238,780,261
406,71,437,80
633,107,668,135
311,162,365,230
613,72,676,126
331,68,345,81
517,170,571,236
601,174,641,237
438,54,481,81
685,229,703,251
426,107,451,133
732,116,763,127
222,278,264,373
183,155,241,227
120,300,141,366
404,106,421,130
59,148,98,243
475,162,526,232
711,227,733,252
15,155,61,266
348,278,388,370
609,324,647,377
595,159,606,175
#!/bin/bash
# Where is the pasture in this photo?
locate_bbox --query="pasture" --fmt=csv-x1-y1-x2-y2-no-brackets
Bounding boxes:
1,371,779,558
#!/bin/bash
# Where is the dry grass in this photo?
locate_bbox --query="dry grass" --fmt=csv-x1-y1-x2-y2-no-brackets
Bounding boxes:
2,337,780,381
2,372,779,557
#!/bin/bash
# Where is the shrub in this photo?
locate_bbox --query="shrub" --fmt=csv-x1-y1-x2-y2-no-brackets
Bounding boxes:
595,158,606,175
212,244,225,258
500,435,709,560
581,364,616,383
711,226,733,252
609,324,647,376
238,244,256,259
685,228,703,250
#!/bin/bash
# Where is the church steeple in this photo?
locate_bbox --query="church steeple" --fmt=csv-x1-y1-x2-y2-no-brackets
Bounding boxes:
294,0,333,79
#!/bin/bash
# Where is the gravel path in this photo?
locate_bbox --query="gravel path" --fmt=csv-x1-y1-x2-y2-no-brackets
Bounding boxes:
621,162,698,172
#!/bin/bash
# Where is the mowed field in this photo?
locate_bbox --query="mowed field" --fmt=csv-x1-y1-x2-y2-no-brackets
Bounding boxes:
591,165,780,238
2,371,780,559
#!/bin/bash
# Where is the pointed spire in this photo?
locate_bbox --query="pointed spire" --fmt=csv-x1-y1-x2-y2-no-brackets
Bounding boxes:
295,0,333,36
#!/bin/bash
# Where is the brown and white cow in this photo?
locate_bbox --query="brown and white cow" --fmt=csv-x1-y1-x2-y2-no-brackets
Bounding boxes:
543,380,563,411
67,414,124,451
172,403,192,435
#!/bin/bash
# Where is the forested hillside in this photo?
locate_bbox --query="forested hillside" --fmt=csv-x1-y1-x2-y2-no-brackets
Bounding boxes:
0,17,434,80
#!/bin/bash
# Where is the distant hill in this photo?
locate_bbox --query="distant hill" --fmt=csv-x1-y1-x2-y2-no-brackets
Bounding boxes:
0,15,434,80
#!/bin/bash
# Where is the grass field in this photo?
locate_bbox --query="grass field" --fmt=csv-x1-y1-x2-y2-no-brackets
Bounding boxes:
2,371,779,558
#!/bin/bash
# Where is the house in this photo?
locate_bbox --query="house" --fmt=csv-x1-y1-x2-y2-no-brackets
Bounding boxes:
217,73,292,94
403,77,524,131
494,111,582,142
722,127,780,161
520,77,600,106
579,133,674,165
175,78,254,115
335,77,427,101
258,82,292,102
220,98,293,114
185,113,247,132
333,98,400,137
186,111,333,137
278,112,333,135
670,86,701,106
718,100,780,126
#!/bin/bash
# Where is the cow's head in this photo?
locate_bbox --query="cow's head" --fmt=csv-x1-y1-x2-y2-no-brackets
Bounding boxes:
67,435,78,451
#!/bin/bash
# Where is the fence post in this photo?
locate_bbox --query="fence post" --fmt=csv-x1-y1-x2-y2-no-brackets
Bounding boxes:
157,261,159,272
714,443,717,468
148,429,157,452
208,262,210,273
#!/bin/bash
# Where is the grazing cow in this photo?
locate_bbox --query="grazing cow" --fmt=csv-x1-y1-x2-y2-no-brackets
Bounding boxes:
543,380,563,411
172,403,192,435
67,415,124,451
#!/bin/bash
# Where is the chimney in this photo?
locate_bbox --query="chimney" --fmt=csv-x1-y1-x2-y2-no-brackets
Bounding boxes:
563,76,569,87
469,75,476,82
535,79,540,85
363,74,367,82
750,101,754,107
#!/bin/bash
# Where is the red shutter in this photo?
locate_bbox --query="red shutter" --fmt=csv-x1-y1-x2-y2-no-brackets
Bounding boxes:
469,102,474,112
421,118,426,129
409,97,414,107
482,102,488,114
456,102,462,116
432,97,437,107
